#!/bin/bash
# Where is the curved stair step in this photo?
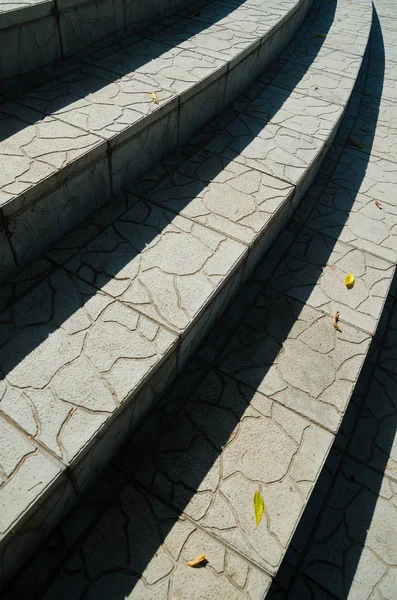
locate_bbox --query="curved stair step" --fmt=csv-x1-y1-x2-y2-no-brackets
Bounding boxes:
0,0,374,592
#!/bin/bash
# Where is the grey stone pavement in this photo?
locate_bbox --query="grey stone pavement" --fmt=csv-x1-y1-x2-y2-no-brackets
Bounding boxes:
3,0,397,599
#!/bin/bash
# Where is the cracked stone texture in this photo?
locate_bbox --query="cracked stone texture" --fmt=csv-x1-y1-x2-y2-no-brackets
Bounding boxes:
272,62,356,107
18,68,177,146
7,157,111,267
0,257,53,312
360,94,397,132
147,16,258,66
347,368,397,483
243,85,343,140
82,37,226,100
377,296,397,376
0,414,62,536
135,368,333,574
0,269,177,465
281,43,363,79
41,482,272,599
205,114,324,186
331,147,397,208
270,228,394,335
188,1,286,39
350,116,397,164
58,0,123,58
124,0,170,31
301,457,397,600
145,150,294,244
304,182,397,263
215,288,371,431
299,25,369,57
111,109,179,196
65,200,246,333
0,102,105,212
0,0,53,29
0,14,61,80
370,25,397,62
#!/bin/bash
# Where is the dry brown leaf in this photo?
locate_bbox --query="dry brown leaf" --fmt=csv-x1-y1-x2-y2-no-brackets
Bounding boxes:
360,127,369,133
152,91,159,104
333,311,341,332
347,138,362,149
186,554,206,568
313,86,319,91
375,200,382,209
315,33,326,38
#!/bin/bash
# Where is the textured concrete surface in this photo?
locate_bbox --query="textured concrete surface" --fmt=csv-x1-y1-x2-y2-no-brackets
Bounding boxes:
0,0,384,595
0,0,309,280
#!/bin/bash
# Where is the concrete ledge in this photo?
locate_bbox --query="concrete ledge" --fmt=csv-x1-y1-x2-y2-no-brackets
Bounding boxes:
0,0,373,590
0,0,310,281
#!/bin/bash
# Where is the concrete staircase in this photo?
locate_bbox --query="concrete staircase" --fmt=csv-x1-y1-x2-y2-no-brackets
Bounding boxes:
0,0,380,595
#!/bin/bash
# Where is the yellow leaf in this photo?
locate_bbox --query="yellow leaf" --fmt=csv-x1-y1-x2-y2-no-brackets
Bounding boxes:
186,554,206,568
253,490,264,528
344,273,355,289
152,91,159,104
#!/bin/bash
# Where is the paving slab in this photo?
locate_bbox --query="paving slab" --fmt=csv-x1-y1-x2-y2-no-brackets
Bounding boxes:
242,85,343,141
146,15,259,67
331,146,397,208
272,63,356,107
304,182,397,263
281,42,363,79
0,269,178,467
145,150,294,244
204,114,324,187
215,288,371,432
65,200,247,333
134,368,333,575
347,367,397,483
188,1,287,39
39,481,272,600
270,228,394,334
300,457,397,600
0,102,105,212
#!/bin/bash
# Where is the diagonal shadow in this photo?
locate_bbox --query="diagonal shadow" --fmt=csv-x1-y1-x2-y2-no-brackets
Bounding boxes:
0,0,335,380
5,2,391,599
0,0,282,141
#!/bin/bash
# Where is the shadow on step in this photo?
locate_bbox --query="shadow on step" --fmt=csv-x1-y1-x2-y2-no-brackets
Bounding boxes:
0,0,338,378
0,0,264,141
5,4,391,600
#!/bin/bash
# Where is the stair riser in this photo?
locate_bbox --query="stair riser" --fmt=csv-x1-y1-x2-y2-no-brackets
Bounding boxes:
0,0,191,90
0,0,313,285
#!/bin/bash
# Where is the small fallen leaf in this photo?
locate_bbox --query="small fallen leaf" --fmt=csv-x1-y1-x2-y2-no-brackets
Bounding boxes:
337,18,341,21
152,91,159,104
344,272,355,289
253,490,264,528
315,33,326,38
347,137,362,149
375,200,382,209
313,85,319,91
27,481,42,492
328,264,336,270
186,554,206,568
386,463,392,471
360,127,369,133
333,311,341,332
